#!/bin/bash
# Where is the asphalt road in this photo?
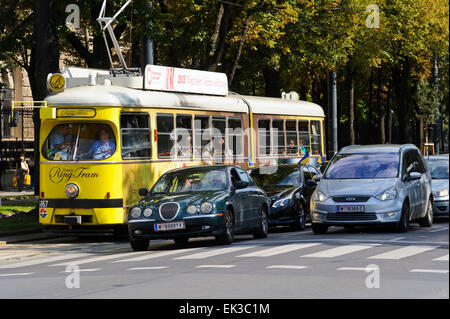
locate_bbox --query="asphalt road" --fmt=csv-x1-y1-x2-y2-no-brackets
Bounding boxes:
0,220,448,299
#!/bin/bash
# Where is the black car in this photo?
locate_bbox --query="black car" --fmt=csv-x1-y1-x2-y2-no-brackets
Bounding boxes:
128,165,270,251
250,164,321,230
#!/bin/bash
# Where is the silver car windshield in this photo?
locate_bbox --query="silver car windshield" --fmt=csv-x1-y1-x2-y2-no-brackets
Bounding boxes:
325,153,399,179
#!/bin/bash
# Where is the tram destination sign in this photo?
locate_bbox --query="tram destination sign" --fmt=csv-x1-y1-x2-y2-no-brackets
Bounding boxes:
144,65,228,96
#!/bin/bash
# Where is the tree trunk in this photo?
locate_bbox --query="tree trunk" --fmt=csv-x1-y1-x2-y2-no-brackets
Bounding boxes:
347,60,355,145
368,70,374,143
386,83,393,143
228,13,253,86
377,67,385,144
263,65,280,98
397,60,411,143
31,0,60,195
158,0,181,67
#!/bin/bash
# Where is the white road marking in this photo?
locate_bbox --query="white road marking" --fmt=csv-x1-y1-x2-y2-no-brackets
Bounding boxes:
367,245,437,260
266,265,307,270
389,237,406,242
237,243,320,257
430,227,449,233
113,248,201,263
337,267,368,271
60,268,101,273
196,265,236,269
127,266,168,270
175,246,258,260
49,251,148,266
301,244,380,258
0,253,90,269
433,254,449,261
0,272,34,277
410,269,449,274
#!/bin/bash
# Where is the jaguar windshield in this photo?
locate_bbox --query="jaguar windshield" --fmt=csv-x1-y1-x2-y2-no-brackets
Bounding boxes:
325,153,399,179
151,168,228,194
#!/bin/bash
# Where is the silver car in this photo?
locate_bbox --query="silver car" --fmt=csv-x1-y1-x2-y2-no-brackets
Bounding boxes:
426,155,449,217
310,144,433,234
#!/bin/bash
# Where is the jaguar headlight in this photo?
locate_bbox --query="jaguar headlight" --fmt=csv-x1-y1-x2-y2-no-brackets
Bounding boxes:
143,208,153,217
433,188,449,198
65,183,79,198
273,196,292,208
376,187,397,201
314,189,328,202
187,205,197,214
130,207,142,219
200,202,213,214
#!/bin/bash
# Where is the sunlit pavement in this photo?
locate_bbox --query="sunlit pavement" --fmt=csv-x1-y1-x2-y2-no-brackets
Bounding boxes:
0,219,448,299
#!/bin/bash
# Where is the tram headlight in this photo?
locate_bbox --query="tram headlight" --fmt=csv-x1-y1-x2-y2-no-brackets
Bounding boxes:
65,183,79,198
143,208,153,217
200,202,213,214
130,207,142,219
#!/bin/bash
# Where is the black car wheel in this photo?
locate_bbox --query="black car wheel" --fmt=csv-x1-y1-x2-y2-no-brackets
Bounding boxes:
130,238,150,251
311,223,328,234
215,208,235,245
290,203,306,231
395,200,410,233
173,236,189,245
418,197,433,227
253,206,269,239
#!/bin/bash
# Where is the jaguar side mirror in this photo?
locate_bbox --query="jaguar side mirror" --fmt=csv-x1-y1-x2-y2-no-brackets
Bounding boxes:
138,188,149,197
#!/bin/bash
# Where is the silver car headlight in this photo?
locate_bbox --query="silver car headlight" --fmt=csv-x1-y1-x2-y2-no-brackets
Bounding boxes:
376,187,397,201
200,202,213,214
433,188,449,198
143,208,153,217
130,207,142,219
313,189,329,202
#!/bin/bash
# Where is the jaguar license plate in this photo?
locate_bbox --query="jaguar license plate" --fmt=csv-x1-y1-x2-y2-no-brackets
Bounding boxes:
154,221,185,232
336,205,365,213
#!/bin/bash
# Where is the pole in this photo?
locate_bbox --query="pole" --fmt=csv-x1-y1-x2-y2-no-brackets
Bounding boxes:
143,2,154,66
331,72,338,155
432,55,440,154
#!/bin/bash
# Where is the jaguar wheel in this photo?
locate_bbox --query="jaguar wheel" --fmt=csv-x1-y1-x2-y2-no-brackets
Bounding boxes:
215,208,235,245
311,223,328,234
130,238,150,251
253,206,269,239
290,203,306,231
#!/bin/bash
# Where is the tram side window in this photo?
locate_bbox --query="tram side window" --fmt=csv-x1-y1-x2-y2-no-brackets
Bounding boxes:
212,117,226,159
298,120,310,155
42,123,116,161
258,119,271,156
194,116,210,158
286,120,298,155
272,119,285,155
227,117,243,159
176,115,193,158
310,120,322,155
120,114,151,159
157,114,174,158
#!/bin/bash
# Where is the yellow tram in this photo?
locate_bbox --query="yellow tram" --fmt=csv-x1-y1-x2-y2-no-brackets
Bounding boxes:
35,66,325,230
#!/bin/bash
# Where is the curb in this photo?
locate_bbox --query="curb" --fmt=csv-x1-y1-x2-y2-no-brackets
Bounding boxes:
0,227,43,237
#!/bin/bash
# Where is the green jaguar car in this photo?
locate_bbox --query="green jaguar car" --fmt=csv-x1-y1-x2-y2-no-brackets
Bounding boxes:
127,165,270,251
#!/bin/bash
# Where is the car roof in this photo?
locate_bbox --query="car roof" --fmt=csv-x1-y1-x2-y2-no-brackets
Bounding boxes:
338,144,417,154
162,165,232,175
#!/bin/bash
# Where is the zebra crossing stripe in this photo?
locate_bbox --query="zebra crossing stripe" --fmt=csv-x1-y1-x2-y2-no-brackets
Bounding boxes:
49,251,148,266
114,248,202,263
301,244,380,258
175,246,258,260
0,253,90,269
266,265,307,270
367,245,437,260
237,243,320,257
433,254,449,261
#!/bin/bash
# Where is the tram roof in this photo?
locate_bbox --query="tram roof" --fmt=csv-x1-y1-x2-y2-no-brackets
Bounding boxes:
44,85,325,118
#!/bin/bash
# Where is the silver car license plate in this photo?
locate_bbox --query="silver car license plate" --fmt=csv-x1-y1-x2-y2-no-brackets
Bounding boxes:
154,221,185,231
337,205,365,213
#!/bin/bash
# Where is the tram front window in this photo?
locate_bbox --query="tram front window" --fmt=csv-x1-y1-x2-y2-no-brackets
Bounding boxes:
43,124,116,161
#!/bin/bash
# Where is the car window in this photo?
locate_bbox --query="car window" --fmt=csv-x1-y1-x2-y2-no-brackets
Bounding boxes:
426,159,449,179
251,166,301,187
236,168,256,186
